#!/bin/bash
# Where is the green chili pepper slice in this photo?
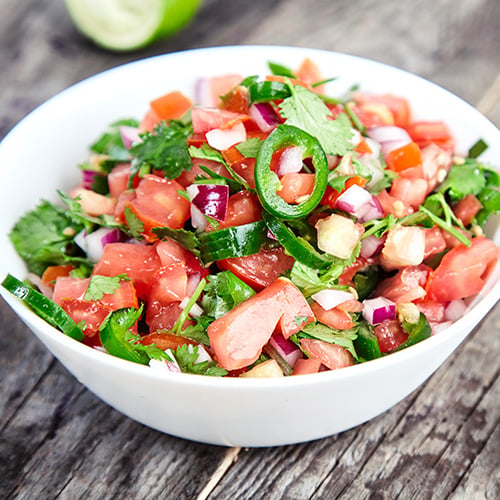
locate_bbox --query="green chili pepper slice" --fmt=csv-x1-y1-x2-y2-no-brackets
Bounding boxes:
99,307,150,365
395,313,432,351
255,124,328,219
353,322,382,361
1,273,84,341
199,220,268,263
262,211,332,269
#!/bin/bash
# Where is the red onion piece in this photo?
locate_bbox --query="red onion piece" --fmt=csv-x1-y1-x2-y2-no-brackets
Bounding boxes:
360,234,385,258
311,289,355,311
194,78,215,107
444,299,467,322
190,204,207,230
27,273,53,299
149,356,181,373
276,146,305,176
81,170,105,190
249,103,280,132
335,185,384,222
269,333,302,368
367,126,411,144
119,125,141,149
206,121,247,150
187,343,213,363
78,227,125,262
362,296,396,325
191,184,229,222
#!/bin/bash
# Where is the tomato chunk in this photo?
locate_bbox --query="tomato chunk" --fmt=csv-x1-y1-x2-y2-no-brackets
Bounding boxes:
373,319,408,353
208,278,314,370
300,338,354,370
311,302,355,330
427,237,498,302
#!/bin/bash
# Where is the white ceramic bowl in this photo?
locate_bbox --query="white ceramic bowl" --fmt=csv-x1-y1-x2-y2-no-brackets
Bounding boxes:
1,46,499,447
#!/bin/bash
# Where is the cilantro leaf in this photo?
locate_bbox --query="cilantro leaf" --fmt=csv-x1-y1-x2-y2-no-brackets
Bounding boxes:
174,344,227,376
279,83,354,156
124,206,144,240
91,118,139,155
268,61,296,78
189,143,226,164
9,200,86,276
130,120,192,180
235,137,263,158
152,227,200,256
201,271,256,319
84,274,129,301
438,163,486,201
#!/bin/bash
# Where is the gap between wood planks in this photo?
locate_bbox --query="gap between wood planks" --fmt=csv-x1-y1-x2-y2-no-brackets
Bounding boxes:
191,74,500,500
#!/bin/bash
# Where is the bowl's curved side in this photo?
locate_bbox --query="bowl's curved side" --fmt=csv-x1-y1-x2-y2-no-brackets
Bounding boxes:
1,46,499,447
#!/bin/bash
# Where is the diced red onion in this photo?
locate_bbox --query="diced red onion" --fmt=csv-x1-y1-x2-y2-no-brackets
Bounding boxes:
360,234,385,258
311,289,355,311
149,354,181,373
81,170,105,190
27,273,53,299
187,343,213,363
190,204,207,230
76,227,125,262
348,128,362,146
194,78,215,107
206,121,246,150
276,146,304,176
364,138,381,158
249,103,281,132
266,229,278,241
367,126,411,155
430,320,453,335
179,296,204,318
444,299,467,322
189,184,229,222
119,125,141,149
269,333,302,368
362,296,396,325
186,273,202,296
335,184,384,222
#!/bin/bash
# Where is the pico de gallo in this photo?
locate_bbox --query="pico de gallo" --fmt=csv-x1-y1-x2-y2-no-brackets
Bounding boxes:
3,58,500,377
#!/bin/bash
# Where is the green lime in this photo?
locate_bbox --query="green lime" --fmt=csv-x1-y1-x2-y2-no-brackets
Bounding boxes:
65,0,201,52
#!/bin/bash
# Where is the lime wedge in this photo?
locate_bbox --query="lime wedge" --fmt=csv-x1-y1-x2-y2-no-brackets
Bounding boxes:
65,0,201,51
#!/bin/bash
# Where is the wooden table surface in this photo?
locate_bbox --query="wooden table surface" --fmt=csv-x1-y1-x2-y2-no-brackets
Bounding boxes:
1,1,499,498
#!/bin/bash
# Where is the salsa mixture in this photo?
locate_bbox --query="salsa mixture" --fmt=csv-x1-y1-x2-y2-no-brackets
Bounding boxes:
3,58,499,377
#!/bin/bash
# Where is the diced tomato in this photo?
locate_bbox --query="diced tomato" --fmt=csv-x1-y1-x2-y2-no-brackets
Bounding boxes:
53,277,138,338
427,236,498,302
292,357,322,375
354,138,373,155
114,190,136,224
146,300,183,332
219,85,250,114
41,265,74,288
407,121,454,150
338,256,368,286
389,177,428,209
149,265,188,305
380,226,426,271
423,226,447,259
69,187,116,217
203,74,243,106
213,190,261,229
385,142,422,172
176,158,229,188
416,299,445,323
126,175,190,241
207,278,314,370
140,332,196,350
139,108,161,132
300,338,354,370
218,246,295,291
108,163,132,199
420,144,453,192
373,319,408,353
92,242,162,300
191,107,249,134
150,91,192,121
453,194,483,227
352,102,394,127
374,264,432,303
311,302,355,330
355,93,411,128
278,173,315,204
376,189,412,218
296,58,323,91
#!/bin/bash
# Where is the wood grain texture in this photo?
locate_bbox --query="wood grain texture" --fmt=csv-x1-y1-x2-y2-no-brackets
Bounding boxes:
0,0,498,498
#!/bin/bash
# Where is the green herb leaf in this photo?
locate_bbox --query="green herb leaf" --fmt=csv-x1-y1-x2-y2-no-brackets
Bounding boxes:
174,344,227,376
152,227,201,256
300,322,359,360
235,137,263,158
279,83,354,156
124,206,144,240
9,200,85,276
438,163,486,201
130,120,192,180
268,61,296,78
84,274,129,301
201,271,256,319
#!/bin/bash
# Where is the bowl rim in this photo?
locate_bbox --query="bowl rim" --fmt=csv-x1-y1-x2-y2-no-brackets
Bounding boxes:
1,44,500,390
